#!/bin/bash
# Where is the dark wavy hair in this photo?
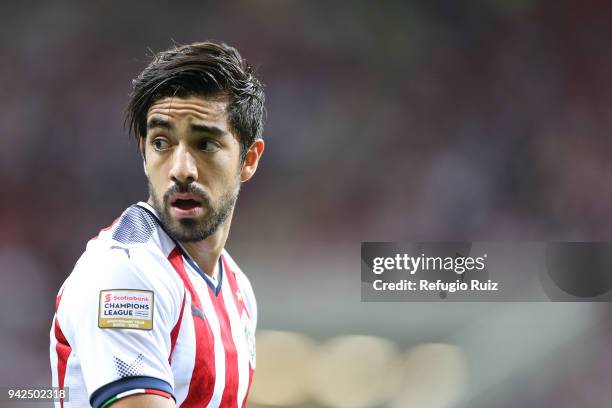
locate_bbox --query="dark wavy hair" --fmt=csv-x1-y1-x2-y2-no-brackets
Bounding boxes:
126,41,265,160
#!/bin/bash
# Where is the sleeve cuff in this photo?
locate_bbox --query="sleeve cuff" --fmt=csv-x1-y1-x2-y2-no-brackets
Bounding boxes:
90,376,174,408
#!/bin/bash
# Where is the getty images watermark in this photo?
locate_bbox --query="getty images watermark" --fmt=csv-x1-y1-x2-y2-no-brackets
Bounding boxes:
361,242,612,301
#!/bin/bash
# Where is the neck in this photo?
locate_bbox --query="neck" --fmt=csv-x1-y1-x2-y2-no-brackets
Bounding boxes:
181,211,234,277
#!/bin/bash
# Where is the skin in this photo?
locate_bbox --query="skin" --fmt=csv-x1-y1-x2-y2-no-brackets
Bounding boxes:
142,95,264,276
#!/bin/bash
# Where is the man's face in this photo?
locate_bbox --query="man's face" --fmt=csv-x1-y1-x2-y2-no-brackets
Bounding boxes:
143,95,242,242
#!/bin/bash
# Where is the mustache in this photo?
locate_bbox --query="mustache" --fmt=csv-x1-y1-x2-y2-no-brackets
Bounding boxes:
163,183,210,204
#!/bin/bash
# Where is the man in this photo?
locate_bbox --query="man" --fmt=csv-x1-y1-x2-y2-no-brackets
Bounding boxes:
50,41,265,408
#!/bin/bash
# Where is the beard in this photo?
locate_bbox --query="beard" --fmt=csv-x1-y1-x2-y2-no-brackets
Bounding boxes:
149,180,239,243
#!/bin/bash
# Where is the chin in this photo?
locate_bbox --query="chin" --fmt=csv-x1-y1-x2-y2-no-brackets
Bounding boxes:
177,217,200,227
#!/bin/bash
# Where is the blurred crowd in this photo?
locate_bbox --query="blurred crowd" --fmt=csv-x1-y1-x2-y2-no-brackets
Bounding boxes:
1,0,612,406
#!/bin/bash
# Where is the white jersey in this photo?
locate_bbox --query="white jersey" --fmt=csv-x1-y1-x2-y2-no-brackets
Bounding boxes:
50,202,257,408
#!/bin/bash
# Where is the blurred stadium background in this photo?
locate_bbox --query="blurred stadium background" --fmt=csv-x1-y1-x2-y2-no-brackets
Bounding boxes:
1,0,612,407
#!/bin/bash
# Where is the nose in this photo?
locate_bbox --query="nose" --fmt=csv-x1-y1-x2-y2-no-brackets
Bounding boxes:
169,143,198,185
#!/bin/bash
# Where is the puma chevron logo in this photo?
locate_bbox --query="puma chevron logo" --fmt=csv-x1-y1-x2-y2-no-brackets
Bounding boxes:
191,305,206,320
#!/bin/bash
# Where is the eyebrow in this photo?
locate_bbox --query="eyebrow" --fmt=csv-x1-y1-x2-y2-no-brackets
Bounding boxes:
191,123,225,137
147,117,172,130
146,117,224,137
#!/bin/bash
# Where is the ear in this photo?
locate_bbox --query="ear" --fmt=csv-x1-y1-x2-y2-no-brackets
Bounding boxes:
139,137,149,176
240,139,265,182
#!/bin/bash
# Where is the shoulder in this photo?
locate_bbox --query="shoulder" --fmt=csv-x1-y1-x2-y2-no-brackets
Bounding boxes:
96,204,160,247
57,242,184,324
72,243,179,292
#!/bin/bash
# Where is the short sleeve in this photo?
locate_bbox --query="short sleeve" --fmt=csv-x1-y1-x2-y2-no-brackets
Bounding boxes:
56,246,183,407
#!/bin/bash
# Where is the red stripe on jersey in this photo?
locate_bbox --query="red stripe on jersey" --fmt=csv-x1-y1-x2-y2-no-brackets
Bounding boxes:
144,389,172,399
168,248,216,407
223,256,250,318
54,294,71,408
210,278,239,408
55,288,65,311
169,290,186,364
222,256,255,405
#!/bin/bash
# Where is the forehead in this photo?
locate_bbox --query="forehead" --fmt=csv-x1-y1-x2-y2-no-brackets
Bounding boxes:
147,95,229,128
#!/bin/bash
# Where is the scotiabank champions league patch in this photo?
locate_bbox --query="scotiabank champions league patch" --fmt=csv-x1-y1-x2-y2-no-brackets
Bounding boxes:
98,289,154,330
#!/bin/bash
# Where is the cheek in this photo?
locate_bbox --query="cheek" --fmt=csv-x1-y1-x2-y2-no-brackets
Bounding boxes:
203,152,240,181
145,164,167,193
147,152,171,177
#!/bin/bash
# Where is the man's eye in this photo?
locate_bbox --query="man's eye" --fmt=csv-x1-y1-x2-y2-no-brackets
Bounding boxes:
200,140,220,153
152,138,170,151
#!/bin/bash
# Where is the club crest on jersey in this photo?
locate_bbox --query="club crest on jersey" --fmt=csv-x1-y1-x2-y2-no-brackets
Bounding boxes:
241,310,256,367
98,289,154,330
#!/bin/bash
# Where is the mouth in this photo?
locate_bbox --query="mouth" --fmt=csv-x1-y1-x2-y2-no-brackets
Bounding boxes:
172,198,202,210
168,194,204,217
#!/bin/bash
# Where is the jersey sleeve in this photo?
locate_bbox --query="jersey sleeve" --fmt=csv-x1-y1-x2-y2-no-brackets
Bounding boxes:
56,246,183,407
